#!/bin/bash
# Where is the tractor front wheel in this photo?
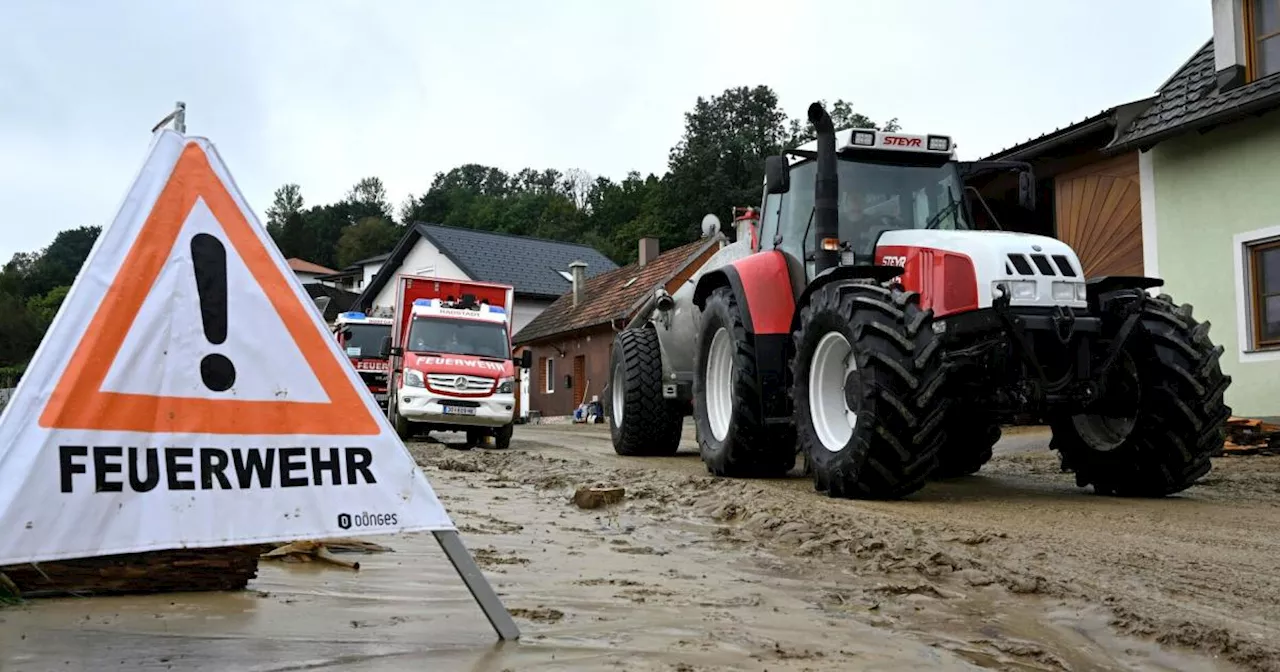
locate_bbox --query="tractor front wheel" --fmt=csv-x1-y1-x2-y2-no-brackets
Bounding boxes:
1050,292,1231,496
694,286,795,478
792,281,950,499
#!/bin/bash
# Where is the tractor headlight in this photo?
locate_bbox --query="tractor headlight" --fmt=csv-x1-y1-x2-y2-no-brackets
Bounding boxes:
995,280,1037,301
1075,283,1088,301
404,369,424,388
1051,281,1086,302
497,376,514,394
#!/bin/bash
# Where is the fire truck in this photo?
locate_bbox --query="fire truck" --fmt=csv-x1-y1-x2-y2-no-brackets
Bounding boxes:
333,311,394,410
382,276,532,449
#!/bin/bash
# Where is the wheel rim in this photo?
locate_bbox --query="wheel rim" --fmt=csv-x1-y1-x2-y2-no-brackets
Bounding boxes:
1072,353,1140,452
705,327,734,442
809,331,858,453
612,361,625,427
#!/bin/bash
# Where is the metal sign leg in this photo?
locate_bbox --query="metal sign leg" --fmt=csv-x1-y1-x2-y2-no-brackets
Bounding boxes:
433,530,520,640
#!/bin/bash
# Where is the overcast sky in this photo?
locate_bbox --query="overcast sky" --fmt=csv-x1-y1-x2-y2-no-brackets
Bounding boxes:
1,0,1212,263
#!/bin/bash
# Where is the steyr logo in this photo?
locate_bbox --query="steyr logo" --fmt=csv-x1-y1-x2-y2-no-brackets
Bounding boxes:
882,255,908,267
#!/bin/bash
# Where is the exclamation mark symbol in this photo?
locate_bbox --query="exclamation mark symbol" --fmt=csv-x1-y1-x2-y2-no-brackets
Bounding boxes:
191,233,236,392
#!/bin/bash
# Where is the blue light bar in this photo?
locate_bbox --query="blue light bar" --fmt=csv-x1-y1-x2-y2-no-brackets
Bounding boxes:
412,299,433,306
486,305,506,314
339,311,366,320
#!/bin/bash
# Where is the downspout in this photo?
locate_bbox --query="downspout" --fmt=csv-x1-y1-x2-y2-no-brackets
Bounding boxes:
808,102,839,275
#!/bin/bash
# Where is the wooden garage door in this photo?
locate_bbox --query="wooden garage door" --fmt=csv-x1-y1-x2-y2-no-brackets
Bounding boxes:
573,355,586,407
1054,152,1143,278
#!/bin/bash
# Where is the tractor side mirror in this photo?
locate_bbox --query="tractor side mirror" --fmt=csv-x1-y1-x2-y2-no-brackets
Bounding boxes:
1018,171,1036,211
516,350,533,369
765,155,790,195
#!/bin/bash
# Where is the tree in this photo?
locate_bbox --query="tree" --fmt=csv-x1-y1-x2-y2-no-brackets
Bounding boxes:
663,85,789,241
345,177,393,222
336,216,402,269
265,184,304,236
785,99,900,146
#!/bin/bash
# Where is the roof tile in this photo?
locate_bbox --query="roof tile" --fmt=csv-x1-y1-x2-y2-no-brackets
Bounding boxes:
513,238,716,345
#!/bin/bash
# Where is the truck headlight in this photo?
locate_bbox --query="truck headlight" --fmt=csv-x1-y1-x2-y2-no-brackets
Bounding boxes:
497,376,514,394
404,369,424,388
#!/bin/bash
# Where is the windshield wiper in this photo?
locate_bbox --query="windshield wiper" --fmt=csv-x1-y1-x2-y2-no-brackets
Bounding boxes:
924,186,961,230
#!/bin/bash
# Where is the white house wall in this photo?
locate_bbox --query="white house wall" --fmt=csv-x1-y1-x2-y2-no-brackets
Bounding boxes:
370,237,472,312
512,297,555,336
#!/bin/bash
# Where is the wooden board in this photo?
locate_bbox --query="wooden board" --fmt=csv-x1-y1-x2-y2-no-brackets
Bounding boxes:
1053,152,1144,279
0,545,269,598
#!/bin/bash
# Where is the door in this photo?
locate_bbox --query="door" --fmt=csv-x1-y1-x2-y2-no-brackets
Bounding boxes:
573,355,586,407
1054,153,1144,278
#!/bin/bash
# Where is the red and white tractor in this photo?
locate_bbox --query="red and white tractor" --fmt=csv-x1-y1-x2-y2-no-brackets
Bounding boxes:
605,101,1231,500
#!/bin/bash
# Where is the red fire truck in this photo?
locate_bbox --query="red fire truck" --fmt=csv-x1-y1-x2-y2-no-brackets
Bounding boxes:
381,275,531,449
334,311,394,410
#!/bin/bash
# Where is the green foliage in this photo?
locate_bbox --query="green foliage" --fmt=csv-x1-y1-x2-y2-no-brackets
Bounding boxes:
337,217,401,269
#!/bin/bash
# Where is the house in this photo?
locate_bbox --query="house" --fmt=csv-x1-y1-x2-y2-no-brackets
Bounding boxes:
1095,0,1280,418
287,258,338,285
971,99,1155,278
352,223,619,337
303,283,361,326
314,253,389,293
512,236,721,418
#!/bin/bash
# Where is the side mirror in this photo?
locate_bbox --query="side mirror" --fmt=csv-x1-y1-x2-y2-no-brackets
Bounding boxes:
516,350,533,369
765,155,790,195
339,328,353,341
379,336,393,359
1018,171,1036,210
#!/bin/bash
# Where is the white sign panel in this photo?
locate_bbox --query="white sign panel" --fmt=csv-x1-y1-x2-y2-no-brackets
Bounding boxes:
0,131,454,566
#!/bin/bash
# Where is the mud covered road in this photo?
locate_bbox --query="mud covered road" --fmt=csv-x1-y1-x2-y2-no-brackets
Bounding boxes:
420,421,1280,671
3,422,1278,671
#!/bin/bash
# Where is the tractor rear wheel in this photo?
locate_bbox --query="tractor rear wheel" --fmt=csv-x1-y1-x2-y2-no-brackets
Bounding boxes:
934,409,1001,478
606,326,683,456
1050,292,1231,496
694,286,795,478
792,281,950,499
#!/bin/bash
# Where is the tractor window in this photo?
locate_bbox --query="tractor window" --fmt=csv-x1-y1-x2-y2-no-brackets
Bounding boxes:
775,156,972,273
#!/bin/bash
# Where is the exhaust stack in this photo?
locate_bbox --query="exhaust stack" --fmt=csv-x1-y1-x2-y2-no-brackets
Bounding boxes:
807,102,838,276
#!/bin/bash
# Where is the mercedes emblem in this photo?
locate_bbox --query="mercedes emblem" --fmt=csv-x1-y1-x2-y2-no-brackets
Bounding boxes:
454,376,468,390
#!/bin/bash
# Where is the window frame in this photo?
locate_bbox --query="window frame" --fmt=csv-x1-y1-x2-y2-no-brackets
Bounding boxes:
543,356,555,394
1245,0,1280,81
1248,238,1280,349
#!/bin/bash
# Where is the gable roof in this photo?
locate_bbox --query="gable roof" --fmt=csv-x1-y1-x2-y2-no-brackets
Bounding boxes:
287,258,338,275
513,237,719,345
1108,39,1280,152
356,222,619,308
303,283,360,323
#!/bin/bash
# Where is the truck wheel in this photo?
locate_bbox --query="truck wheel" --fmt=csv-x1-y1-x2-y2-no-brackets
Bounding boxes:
390,399,413,441
606,327,683,457
792,281,949,499
694,286,795,478
494,423,514,450
933,410,1000,478
1050,292,1231,497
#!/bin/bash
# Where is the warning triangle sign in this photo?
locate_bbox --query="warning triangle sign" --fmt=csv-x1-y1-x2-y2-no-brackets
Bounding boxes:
0,131,455,567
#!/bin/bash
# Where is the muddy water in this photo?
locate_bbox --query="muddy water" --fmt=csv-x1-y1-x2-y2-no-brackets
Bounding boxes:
0,424,1260,671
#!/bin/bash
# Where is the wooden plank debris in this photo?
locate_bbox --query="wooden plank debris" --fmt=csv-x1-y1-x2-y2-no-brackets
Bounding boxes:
1220,416,1280,456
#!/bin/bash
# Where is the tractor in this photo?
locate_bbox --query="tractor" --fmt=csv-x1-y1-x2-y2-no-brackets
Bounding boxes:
604,101,1232,500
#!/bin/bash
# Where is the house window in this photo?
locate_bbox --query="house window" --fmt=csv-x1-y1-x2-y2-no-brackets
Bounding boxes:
542,356,555,394
1248,238,1280,349
1246,0,1280,80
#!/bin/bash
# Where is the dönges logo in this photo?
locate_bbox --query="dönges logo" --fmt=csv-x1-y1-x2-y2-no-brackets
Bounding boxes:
337,511,398,530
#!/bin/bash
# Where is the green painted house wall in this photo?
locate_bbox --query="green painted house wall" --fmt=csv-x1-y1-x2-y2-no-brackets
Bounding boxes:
1148,108,1280,418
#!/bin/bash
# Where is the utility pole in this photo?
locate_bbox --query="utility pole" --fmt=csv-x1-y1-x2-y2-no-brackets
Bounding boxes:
151,101,187,134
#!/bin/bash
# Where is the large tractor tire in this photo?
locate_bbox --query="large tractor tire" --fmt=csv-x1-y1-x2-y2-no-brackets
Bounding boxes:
791,280,950,499
1050,291,1231,497
933,409,1001,478
694,286,796,478
606,327,683,457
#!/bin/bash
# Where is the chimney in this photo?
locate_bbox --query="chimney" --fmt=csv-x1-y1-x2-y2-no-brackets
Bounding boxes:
568,260,587,307
639,237,660,267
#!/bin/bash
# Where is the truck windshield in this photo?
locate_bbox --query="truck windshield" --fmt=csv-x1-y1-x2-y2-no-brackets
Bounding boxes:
407,317,510,359
341,323,390,359
783,156,972,261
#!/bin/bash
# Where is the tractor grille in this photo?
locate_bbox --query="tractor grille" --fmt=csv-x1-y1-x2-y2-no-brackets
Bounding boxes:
427,373,496,393
1006,253,1078,278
